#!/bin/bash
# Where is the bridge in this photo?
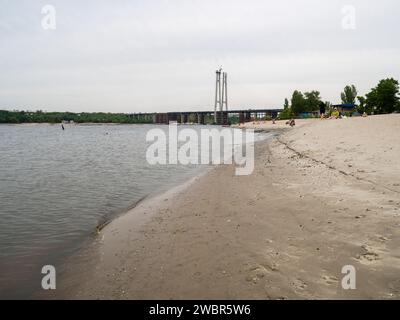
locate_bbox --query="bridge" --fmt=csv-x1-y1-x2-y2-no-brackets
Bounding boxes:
137,108,283,125
130,69,283,125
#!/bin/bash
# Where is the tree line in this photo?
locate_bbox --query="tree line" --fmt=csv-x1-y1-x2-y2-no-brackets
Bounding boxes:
0,110,154,124
280,78,400,119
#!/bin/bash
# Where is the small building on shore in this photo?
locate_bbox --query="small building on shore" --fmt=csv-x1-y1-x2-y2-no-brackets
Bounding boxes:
333,103,357,114
299,111,320,118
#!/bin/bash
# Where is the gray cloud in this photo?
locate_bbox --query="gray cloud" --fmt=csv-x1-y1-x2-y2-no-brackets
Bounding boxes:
0,0,399,112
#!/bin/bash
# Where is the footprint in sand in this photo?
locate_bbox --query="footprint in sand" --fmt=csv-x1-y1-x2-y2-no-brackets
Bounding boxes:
377,235,390,243
388,279,400,296
291,278,308,292
356,245,380,264
322,275,339,285
246,264,276,284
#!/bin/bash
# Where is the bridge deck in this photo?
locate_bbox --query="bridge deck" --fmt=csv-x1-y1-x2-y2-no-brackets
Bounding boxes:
130,109,283,125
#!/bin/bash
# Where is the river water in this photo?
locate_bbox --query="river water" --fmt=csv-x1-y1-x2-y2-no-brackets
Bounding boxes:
0,123,266,299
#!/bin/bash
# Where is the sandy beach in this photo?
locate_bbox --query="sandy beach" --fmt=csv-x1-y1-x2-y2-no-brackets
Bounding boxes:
55,114,400,300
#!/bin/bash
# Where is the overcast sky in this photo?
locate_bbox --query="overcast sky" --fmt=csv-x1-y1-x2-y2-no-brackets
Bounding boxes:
0,0,399,113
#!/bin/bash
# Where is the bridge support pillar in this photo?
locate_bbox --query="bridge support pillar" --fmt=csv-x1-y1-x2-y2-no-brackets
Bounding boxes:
200,113,205,125
239,112,245,124
215,111,228,125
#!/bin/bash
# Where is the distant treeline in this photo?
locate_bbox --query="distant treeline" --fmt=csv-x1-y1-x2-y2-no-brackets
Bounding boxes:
0,110,154,124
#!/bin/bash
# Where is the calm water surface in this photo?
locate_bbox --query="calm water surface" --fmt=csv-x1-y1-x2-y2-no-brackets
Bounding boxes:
0,123,215,298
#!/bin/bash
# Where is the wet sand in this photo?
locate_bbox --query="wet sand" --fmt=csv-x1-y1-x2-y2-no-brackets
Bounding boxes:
56,114,400,299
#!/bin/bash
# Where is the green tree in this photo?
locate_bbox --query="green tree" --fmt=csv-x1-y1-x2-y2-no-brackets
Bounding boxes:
304,91,322,112
284,98,289,110
365,88,378,114
366,78,399,114
280,98,293,119
341,85,358,104
0,110,155,124
290,90,306,115
356,96,368,114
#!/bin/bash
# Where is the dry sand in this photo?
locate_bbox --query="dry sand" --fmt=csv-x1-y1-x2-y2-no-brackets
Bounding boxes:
55,114,400,299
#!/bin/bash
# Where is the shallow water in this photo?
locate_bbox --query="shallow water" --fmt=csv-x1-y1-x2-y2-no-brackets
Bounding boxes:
0,124,215,298
0,123,269,298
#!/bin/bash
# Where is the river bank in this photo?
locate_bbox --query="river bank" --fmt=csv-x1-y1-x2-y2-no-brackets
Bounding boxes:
53,114,400,299
0,124,213,299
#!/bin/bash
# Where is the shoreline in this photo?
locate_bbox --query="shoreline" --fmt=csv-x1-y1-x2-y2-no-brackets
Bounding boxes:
48,129,279,299
35,163,216,300
50,115,399,299
28,123,261,300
